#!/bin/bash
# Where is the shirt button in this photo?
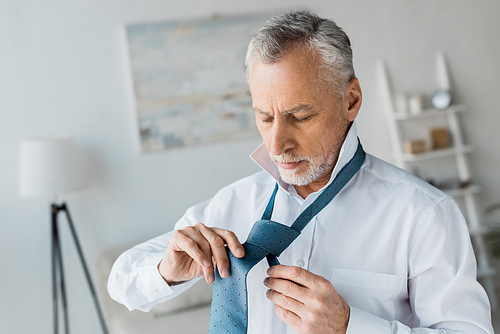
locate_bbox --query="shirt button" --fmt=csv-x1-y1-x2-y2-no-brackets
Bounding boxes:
296,259,305,267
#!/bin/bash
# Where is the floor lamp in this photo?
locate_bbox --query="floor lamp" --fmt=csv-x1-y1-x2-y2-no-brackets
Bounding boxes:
19,137,108,334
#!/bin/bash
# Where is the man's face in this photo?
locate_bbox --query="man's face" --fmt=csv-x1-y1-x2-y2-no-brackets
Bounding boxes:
249,46,353,187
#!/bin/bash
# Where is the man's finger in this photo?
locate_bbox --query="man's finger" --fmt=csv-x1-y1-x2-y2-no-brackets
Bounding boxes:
181,227,217,283
266,288,306,320
198,225,232,278
267,265,313,288
211,227,245,258
271,299,303,330
273,304,302,329
264,276,308,302
170,230,212,272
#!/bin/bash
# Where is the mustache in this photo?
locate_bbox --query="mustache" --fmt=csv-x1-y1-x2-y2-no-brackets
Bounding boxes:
269,152,310,164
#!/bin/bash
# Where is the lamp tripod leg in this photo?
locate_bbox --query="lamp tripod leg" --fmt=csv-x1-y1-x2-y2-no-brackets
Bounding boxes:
54,212,70,334
52,204,70,334
62,204,109,334
51,206,59,334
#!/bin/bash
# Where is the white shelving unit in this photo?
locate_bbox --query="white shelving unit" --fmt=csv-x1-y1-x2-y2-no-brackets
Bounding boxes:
377,58,498,309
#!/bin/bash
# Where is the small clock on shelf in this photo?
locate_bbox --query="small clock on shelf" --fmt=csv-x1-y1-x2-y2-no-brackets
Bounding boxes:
431,89,452,110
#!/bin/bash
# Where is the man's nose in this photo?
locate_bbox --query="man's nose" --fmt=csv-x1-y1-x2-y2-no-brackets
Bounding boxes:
269,119,295,156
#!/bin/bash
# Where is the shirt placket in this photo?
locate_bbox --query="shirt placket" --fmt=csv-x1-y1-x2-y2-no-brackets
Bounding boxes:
278,188,319,334
283,195,312,334
288,191,317,272
288,217,315,334
292,214,315,270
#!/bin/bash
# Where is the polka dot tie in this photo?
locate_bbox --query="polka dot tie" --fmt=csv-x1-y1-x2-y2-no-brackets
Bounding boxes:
208,140,366,333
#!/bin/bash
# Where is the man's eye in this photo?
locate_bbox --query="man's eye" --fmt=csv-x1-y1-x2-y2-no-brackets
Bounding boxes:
261,117,273,123
293,116,309,122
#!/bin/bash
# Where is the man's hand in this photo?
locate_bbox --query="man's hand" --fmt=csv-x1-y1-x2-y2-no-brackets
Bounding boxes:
264,265,350,334
158,223,245,285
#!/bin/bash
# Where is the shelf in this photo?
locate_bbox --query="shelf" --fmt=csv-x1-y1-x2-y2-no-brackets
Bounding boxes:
394,104,465,121
402,145,474,162
443,184,481,197
378,58,498,308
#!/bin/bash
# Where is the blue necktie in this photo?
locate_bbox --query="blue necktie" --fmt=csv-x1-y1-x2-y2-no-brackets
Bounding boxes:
209,140,366,333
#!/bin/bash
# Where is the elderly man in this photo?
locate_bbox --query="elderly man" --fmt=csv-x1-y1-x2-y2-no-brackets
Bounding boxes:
108,11,493,334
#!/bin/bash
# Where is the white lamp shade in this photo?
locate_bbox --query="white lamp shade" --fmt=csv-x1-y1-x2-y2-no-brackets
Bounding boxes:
19,136,87,198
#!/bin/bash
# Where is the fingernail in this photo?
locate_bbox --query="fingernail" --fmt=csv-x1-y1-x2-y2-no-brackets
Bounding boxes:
221,268,230,278
267,266,274,275
207,274,214,284
263,277,270,285
266,289,271,297
236,248,244,257
203,260,210,267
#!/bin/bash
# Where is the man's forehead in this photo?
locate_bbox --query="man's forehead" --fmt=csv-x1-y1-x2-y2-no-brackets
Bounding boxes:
250,46,322,79
253,104,314,116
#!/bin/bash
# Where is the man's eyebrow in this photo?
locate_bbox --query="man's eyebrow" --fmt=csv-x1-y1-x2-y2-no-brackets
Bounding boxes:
253,104,314,116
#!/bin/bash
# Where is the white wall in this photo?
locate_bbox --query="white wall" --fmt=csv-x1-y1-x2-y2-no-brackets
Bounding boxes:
1,1,499,333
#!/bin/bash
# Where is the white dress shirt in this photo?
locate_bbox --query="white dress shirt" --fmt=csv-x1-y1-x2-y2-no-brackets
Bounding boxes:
108,123,493,334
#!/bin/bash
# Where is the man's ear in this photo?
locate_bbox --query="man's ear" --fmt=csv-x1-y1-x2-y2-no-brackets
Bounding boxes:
343,77,362,122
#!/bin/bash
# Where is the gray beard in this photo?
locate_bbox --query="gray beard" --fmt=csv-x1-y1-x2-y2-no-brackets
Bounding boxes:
273,152,336,186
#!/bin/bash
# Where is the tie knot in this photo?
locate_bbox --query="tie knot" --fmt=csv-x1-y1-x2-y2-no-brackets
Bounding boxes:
245,220,301,257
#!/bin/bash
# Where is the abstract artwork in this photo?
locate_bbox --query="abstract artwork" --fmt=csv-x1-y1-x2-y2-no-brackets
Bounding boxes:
126,14,271,152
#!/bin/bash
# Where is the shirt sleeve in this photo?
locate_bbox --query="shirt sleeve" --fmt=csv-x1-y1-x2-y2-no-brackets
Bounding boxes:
346,198,494,334
107,197,216,312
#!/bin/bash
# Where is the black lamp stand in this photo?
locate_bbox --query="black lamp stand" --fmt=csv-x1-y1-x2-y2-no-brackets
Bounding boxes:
51,202,108,334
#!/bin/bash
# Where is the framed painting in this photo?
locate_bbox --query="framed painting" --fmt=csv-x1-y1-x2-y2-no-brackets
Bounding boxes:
126,14,271,152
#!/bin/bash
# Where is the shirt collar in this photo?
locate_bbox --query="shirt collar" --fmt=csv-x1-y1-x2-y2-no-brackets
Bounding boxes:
250,121,359,195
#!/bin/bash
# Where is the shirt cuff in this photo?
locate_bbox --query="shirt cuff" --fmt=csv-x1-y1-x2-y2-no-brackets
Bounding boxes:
136,251,174,301
346,306,391,334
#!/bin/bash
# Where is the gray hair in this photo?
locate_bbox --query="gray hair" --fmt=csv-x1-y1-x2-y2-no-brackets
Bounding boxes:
245,11,355,99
